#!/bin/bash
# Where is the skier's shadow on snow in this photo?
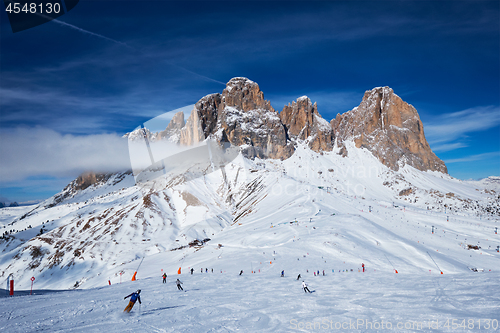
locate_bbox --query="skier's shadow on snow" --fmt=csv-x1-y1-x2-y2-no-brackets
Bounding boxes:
140,305,183,315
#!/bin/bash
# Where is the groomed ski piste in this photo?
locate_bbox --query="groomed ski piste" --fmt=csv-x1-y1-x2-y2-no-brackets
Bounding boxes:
1,142,499,332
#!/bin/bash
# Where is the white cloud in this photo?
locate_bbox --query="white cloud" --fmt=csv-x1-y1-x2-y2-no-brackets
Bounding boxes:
425,106,500,145
431,142,468,153
0,127,131,183
444,151,500,164
424,106,500,154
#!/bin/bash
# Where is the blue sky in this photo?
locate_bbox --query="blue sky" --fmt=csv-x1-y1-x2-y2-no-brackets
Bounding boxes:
0,1,499,203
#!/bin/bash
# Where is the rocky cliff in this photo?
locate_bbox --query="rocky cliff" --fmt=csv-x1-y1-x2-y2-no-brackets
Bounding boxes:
180,77,293,159
331,87,447,173
280,96,334,153
128,79,446,173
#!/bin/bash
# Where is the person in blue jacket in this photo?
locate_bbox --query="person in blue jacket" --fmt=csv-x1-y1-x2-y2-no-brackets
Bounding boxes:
124,289,141,312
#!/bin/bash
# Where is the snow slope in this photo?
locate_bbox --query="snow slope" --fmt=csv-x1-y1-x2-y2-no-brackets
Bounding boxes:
0,141,499,331
1,142,498,290
1,271,499,332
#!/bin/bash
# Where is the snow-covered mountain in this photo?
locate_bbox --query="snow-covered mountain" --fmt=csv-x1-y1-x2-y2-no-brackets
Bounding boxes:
1,78,498,292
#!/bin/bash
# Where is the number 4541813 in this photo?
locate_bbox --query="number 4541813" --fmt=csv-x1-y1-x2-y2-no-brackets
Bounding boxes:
5,2,61,14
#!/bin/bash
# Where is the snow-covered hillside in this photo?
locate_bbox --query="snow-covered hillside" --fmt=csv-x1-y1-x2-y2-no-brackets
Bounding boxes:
1,139,499,332
1,141,498,292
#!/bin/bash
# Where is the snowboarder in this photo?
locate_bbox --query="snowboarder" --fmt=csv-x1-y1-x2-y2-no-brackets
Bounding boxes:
239,270,243,275
190,268,194,275
297,274,301,280
281,270,284,277
123,289,141,312
176,279,183,291
302,281,311,293
162,273,167,283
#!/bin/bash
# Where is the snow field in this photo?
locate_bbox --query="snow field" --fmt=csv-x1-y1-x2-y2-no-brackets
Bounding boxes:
1,270,499,332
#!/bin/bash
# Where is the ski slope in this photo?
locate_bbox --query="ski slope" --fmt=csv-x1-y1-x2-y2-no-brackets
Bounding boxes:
1,270,499,332
1,142,499,331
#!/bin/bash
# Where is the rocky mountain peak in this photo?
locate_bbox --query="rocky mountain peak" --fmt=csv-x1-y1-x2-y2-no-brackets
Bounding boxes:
332,86,447,173
222,77,272,112
158,111,185,142
129,78,446,173
281,96,333,153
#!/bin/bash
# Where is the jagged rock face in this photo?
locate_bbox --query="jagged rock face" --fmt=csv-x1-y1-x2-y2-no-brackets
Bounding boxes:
180,105,205,146
281,96,334,153
196,93,222,138
218,78,293,159
180,78,294,159
222,77,272,112
128,78,446,173
75,172,113,191
158,111,185,142
126,112,185,144
332,87,447,173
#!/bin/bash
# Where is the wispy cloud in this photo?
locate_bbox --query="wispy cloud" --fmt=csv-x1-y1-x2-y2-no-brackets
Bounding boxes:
445,151,500,164
425,106,500,151
0,127,131,183
431,142,468,153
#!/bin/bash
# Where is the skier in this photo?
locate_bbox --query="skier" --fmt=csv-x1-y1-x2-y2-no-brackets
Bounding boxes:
123,289,141,312
176,278,183,291
239,270,243,275
317,270,320,276
322,270,325,276
302,281,311,293
362,263,365,273
162,273,167,283
281,270,284,277
297,274,301,280
206,268,208,273
201,268,203,273
211,268,213,273
314,271,316,276
190,268,194,275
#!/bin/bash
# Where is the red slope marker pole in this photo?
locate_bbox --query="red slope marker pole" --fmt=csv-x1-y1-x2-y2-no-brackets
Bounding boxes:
30,276,35,295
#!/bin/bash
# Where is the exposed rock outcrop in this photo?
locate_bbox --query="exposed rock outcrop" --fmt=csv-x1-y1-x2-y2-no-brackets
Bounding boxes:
127,79,446,173
281,96,333,153
218,78,293,159
331,87,447,173
158,111,185,142
180,77,294,159
179,105,205,146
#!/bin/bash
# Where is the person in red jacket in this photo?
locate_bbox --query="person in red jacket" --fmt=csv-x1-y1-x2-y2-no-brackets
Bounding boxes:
124,290,141,312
